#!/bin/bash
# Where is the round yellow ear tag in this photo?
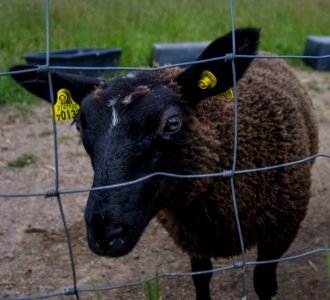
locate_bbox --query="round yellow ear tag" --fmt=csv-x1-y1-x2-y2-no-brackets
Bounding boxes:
51,89,80,121
198,70,217,89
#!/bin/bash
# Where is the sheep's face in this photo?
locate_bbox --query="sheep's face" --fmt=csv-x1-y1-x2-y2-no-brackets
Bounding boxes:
10,28,259,257
78,72,188,256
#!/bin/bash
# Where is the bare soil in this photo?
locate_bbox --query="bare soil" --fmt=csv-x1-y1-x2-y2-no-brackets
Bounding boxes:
0,68,329,300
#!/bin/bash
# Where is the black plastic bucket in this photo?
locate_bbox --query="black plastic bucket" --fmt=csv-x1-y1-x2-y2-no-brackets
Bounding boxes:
152,42,210,65
304,36,330,70
23,48,122,77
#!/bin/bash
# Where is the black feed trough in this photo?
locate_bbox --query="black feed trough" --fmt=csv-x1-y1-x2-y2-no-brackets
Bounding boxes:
23,48,122,77
152,42,210,66
304,35,330,71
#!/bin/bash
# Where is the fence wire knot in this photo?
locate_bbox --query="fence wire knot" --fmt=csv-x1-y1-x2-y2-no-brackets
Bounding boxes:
45,189,59,198
224,52,235,61
63,287,76,296
234,261,245,268
222,169,234,177
37,64,49,73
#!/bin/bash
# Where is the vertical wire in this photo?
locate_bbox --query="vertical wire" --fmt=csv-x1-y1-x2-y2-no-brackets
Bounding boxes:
228,0,247,298
45,0,50,68
45,0,79,299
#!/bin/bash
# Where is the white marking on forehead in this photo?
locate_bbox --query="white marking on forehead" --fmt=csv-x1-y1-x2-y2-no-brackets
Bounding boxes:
112,107,119,127
107,97,117,107
122,94,132,105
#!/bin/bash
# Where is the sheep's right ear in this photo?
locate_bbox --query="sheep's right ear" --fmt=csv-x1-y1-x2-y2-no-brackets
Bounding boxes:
176,28,260,108
9,65,100,104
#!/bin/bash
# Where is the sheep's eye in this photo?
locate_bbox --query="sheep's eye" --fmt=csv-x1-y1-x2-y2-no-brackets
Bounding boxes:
75,121,82,133
74,113,86,135
163,115,182,134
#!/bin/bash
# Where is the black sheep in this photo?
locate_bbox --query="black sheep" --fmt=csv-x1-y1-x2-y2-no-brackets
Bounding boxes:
10,28,319,300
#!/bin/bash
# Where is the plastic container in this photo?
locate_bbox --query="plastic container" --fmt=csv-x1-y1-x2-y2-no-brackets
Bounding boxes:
23,48,122,77
152,42,210,66
304,36,330,71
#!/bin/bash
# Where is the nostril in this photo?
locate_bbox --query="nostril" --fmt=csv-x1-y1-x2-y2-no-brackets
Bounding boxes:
97,231,124,251
91,221,126,251
103,223,125,245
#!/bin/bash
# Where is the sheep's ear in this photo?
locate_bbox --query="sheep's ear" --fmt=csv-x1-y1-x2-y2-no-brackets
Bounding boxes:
9,65,100,104
176,28,260,107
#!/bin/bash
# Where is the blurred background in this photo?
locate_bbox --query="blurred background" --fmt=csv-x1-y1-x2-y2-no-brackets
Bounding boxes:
1,0,329,105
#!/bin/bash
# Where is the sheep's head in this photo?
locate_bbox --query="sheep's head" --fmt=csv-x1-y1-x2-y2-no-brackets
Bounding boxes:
10,28,259,257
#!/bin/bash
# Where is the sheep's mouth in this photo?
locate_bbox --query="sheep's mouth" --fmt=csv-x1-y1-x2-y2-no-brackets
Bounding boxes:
98,237,130,257
85,223,143,257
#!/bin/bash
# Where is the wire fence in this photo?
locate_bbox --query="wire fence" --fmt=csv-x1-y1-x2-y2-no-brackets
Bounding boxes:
1,0,330,299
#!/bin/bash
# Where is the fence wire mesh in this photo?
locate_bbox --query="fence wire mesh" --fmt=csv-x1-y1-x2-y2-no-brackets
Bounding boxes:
0,0,330,299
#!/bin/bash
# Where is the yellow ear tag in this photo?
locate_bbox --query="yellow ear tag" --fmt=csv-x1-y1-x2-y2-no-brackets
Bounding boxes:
198,70,234,100
198,70,217,89
51,89,80,121
218,88,234,100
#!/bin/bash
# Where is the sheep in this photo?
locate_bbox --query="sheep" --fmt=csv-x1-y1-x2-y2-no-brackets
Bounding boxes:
10,28,319,300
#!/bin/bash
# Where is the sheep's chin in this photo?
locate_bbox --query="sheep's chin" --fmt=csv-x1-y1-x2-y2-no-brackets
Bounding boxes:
87,236,137,257
104,237,133,257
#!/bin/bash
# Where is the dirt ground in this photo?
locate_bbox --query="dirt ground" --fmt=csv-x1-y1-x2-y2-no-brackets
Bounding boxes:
0,68,329,300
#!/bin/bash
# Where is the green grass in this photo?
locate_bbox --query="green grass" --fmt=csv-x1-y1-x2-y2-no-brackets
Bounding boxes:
67,150,86,158
38,128,53,137
306,80,325,94
89,281,104,300
144,270,162,300
1,0,330,105
6,153,37,168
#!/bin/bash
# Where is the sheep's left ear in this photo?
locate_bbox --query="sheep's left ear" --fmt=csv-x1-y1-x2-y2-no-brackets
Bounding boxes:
9,65,100,105
176,28,260,107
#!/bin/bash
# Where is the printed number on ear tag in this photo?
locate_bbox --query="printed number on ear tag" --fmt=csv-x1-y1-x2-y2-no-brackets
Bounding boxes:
51,89,80,122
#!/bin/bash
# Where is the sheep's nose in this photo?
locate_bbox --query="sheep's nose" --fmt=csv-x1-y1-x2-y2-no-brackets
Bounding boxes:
86,214,125,253
96,223,125,250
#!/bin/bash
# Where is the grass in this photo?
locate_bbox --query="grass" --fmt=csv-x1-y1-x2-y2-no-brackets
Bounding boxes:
6,153,37,168
38,128,53,137
67,150,86,158
306,80,325,94
0,147,9,153
0,0,330,105
144,270,162,300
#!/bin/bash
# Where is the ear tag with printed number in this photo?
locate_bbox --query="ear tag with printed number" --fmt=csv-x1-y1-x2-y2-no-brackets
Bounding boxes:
51,89,80,121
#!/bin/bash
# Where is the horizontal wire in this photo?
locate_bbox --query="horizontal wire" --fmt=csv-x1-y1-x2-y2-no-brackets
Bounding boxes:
0,153,329,199
1,53,330,76
1,247,329,300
